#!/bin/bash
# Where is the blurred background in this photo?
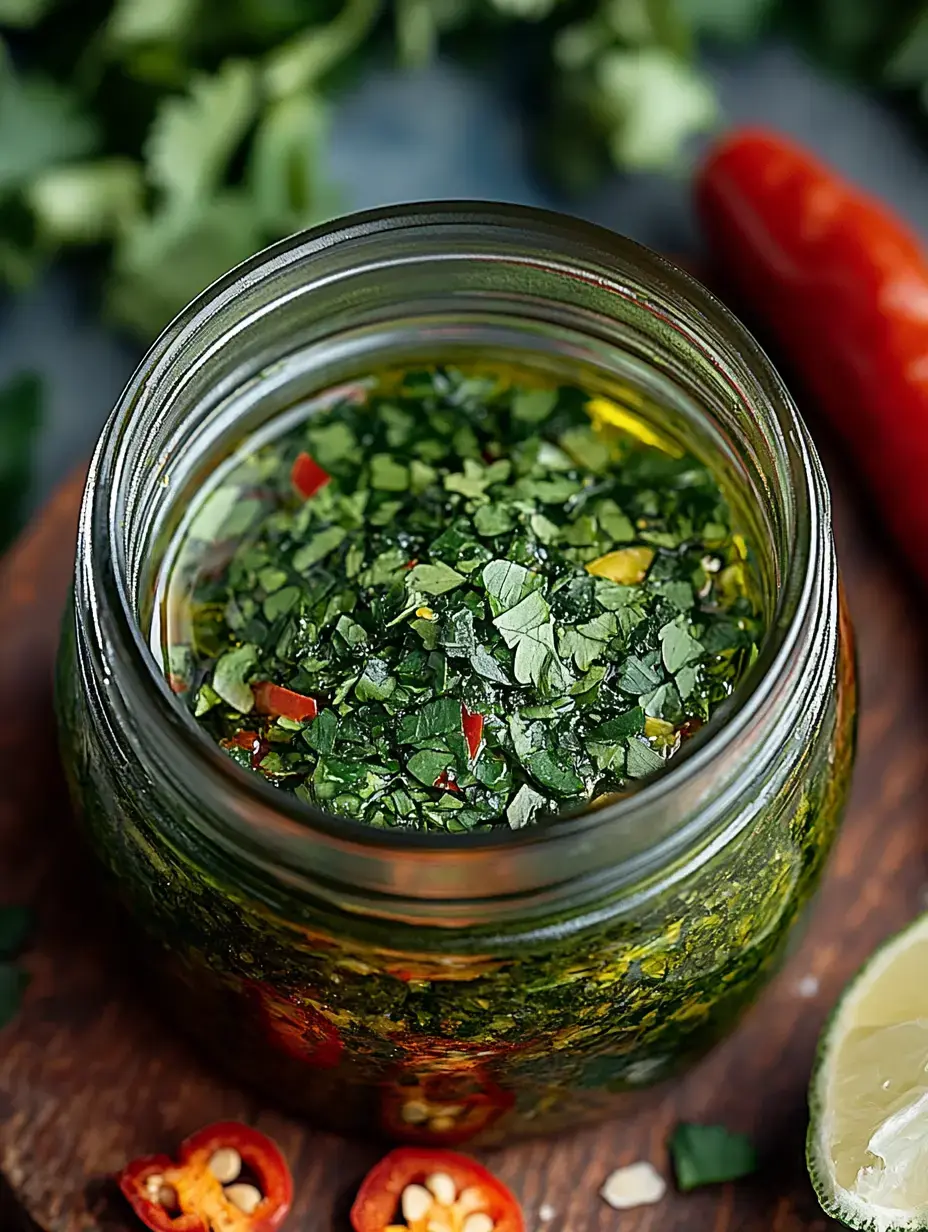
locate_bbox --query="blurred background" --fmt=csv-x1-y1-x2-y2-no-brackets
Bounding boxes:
1,0,928,550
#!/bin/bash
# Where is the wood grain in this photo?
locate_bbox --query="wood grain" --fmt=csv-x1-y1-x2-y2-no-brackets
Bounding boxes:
0,448,925,1232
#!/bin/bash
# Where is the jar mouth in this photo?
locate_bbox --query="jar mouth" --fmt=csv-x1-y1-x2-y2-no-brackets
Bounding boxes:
86,202,826,901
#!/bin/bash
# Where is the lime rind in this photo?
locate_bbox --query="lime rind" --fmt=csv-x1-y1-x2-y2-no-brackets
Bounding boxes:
807,913,928,1232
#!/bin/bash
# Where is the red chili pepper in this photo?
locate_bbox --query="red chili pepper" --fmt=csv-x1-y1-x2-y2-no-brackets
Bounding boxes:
696,128,928,581
432,769,460,793
118,1121,293,1232
461,705,484,761
166,674,189,695
223,730,270,770
380,1071,515,1146
249,982,343,1070
252,681,319,722
291,451,330,499
351,1148,523,1232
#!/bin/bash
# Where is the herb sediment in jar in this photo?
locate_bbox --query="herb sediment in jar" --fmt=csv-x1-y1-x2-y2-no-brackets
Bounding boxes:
153,364,764,832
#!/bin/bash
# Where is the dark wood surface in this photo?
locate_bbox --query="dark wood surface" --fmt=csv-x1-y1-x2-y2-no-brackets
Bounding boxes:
0,451,925,1232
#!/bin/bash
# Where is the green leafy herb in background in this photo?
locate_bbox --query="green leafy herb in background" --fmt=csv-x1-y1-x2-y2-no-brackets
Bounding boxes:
0,0,926,341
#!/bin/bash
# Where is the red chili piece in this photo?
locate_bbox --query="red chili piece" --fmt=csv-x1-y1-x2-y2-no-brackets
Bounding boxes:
252,681,319,722
223,730,270,770
461,705,484,761
696,128,928,581
433,770,460,793
249,982,343,1070
351,1148,523,1232
118,1121,293,1232
380,1071,515,1147
291,451,330,499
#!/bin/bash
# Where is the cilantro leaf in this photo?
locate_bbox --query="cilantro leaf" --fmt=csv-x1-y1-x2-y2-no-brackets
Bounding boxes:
28,159,143,245
559,612,617,671
292,525,347,569
107,0,196,46
659,616,704,674
596,48,718,172
145,60,257,207
482,559,542,613
525,748,584,794
211,644,257,712
493,589,564,689
398,697,461,743
669,1123,758,1190
626,737,665,778
407,748,454,786
105,193,263,337
355,658,396,702
512,388,557,424
0,58,98,193
0,0,55,26
507,784,547,829
407,561,466,596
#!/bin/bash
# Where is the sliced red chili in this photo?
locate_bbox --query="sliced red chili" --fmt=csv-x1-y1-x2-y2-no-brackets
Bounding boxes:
291,451,330,499
351,1148,523,1232
461,705,484,761
433,769,460,793
166,674,189,695
118,1121,293,1232
252,681,319,722
222,730,270,770
380,1071,515,1146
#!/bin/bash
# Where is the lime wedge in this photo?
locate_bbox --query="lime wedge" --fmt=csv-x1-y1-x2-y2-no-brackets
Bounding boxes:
808,914,928,1230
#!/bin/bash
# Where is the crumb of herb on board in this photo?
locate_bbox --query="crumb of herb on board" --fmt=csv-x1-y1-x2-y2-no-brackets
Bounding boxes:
600,1161,667,1209
669,1123,757,1191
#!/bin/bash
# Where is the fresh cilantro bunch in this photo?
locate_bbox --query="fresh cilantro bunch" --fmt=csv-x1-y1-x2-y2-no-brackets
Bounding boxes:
1,0,927,343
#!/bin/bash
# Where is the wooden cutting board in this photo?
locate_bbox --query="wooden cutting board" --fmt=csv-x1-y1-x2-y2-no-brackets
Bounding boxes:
0,434,925,1232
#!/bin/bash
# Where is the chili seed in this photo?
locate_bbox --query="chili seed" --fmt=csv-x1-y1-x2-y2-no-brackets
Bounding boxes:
429,1115,457,1133
400,1100,430,1125
462,1214,495,1232
456,1187,486,1215
144,1175,178,1209
425,1172,457,1206
208,1147,242,1184
401,1184,434,1223
225,1182,263,1214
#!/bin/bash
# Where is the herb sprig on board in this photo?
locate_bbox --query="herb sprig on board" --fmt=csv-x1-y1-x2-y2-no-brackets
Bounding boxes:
163,366,763,832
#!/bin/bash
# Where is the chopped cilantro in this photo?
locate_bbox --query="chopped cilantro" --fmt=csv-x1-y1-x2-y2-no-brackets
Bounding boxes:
160,364,764,831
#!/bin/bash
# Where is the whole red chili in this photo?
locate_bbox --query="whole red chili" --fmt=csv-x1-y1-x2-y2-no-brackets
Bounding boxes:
696,128,928,581
118,1121,293,1232
290,451,330,499
351,1148,523,1232
252,681,319,722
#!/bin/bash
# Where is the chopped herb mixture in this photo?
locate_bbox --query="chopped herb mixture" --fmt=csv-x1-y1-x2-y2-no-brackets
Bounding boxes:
159,365,763,832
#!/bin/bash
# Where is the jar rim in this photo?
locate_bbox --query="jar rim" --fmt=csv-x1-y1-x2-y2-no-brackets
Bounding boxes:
84,201,827,903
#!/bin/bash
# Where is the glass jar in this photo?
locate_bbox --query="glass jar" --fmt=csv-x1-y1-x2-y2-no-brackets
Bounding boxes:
56,203,856,1144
